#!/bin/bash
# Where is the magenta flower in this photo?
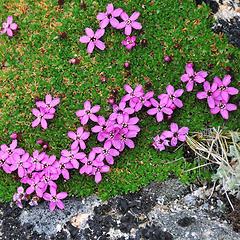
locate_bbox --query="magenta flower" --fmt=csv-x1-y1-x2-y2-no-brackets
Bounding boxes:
53,158,73,180
181,63,208,92
152,134,169,151
79,28,105,54
117,12,142,35
1,140,24,161
0,151,12,173
97,3,123,29
68,127,90,150
13,187,28,208
26,174,45,197
158,85,184,108
147,98,173,122
76,100,100,125
39,171,58,190
1,16,17,37
213,75,239,102
196,81,218,108
103,127,121,146
28,150,45,172
36,94,60,114
91,116,115,142
93,140,119,165
10,152,31,178
61,146,86,169
134,91,154,112
10,133,17,139
121,36,136,50
109,101,134,124
43,187,67,211
113,128,136,151
121,84,144,108
41,154,59,176
210,100,237,119
79,151,96,175
163,123,189,147
32,108,54,129
116,114,140,133
91,161,110,183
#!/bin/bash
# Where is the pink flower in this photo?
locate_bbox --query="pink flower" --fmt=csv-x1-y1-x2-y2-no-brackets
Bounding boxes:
213,75,239,102
153,134,169,151
1,140,24,161
109,101,134,124
158,85,184,108
163,123,189,147
196,81,218,108
53,158,73,180
79,28,105,54
1,15,18,37
68,127,90,150
41,154,59,176
79,151,96,175
0,151,12,173
121,36,136,50
28,150,45,172
13,187,28,208
91,116,115,142
70,59,76,64
76,100,100,125
112,128,136,151
26,174,45,197
181,63,208,92
93,140,119,165
97,3,123,29
36,94,60,114
61,146,86,169
116,114,140,133
91,162,110,184
121,84,144,108
134,91,154,112
10,133,17,139
210,100,237,119
147,98,173,122
117,12,142,35
32,108,54,129
10,152,32,178
43,187,67,211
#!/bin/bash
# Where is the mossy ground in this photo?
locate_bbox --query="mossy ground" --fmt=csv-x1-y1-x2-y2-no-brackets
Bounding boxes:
0,0,239,202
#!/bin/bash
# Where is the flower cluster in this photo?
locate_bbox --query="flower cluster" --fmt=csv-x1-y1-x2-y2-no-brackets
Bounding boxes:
147,84,184,122
153,123,189,151
181,63,238,119
79,3,142,53
0,139,67,211
32,94,60,129
1,15,18,37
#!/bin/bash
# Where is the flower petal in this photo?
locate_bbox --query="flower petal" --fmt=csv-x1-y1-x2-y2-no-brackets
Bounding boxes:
97,13,107,20
99,18,109,29
106,3,114,14
87,41,95,54
120,12,129,21
10,23,17,30
131,21,142,30
110,17,119,28
79,35,90,43
85,28,94,37
95,40,105,50
95,29,105,39
125,25,132,35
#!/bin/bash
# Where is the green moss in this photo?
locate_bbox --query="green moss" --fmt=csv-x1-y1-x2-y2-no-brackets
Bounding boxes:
0,0,239,202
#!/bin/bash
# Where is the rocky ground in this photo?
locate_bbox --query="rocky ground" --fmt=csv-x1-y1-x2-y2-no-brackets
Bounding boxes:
197,0,240,48
1,178,240,240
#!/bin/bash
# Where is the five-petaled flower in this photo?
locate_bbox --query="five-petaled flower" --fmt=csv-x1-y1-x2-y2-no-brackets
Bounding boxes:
181,63,208,92
121,36,136,50
210,100,237,119
43,187,67,211
152,134,169,151
36,94,60,114
79,28,105,53
76,100,100,125
97,3,123,29
32,108,54,129
68,127,90,150
1,15,18,37
117,12,142,35
162,123,189,147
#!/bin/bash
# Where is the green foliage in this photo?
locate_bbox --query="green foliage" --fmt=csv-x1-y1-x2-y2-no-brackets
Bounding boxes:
0,0,239,202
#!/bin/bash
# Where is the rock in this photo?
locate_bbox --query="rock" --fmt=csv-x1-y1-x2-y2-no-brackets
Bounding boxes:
184,194,198,206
